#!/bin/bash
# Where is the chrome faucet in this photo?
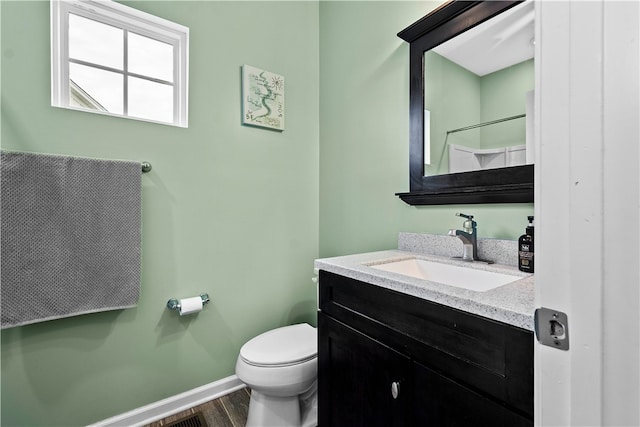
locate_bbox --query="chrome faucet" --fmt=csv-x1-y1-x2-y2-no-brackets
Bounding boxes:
448,212,486,262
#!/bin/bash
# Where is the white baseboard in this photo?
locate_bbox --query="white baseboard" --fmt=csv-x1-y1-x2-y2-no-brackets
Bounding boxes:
88,375,246,427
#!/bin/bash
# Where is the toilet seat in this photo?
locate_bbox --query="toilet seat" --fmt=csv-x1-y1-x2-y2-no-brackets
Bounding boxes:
240,323,317,367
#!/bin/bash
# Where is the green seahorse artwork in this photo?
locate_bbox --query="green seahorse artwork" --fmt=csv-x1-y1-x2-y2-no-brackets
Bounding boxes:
242,65,285,131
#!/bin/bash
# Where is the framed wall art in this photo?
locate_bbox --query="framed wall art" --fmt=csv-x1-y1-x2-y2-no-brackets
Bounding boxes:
242,65,285,131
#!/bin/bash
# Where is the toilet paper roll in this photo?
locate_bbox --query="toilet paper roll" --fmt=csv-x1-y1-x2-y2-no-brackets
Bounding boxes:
179,297,203,316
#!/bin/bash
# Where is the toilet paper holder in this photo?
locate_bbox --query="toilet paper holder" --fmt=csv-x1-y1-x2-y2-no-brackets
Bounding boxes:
167,294,210,311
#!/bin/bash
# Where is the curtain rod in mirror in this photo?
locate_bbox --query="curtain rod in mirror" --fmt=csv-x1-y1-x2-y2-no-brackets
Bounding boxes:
447,114,525,135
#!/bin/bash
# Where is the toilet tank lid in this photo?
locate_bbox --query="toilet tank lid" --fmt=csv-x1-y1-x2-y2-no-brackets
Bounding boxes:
240,323,317,366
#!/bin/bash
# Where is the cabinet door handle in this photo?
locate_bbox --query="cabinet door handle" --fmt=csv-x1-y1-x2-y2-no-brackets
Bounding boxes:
391,381,400,399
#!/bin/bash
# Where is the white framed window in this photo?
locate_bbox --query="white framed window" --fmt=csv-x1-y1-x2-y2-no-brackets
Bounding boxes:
51,0,189,127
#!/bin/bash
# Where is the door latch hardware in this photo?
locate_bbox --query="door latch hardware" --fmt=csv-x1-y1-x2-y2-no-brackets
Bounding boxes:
391,381,400,399
534,307,569,350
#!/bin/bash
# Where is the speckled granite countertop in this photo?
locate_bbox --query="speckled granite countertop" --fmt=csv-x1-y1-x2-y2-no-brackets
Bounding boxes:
315,233,535,331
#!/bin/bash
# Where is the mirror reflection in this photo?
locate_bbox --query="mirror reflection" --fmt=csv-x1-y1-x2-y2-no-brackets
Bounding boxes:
423,1,534,176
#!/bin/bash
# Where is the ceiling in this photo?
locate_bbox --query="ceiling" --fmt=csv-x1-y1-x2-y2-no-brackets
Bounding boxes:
432,1,535,77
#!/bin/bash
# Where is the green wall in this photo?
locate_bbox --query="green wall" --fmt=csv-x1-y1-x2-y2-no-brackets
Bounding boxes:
480,59,534,149
1,1,534,425
318,1,534,258
1,1,319,425
424,51,482,175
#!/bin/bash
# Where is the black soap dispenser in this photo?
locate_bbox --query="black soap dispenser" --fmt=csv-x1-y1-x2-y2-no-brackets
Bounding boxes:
518,216,534,273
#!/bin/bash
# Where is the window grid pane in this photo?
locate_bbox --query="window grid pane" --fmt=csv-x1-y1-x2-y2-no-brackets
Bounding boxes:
128,76,174,123
128,32,174,83
69,13,123,70
69,62,124,114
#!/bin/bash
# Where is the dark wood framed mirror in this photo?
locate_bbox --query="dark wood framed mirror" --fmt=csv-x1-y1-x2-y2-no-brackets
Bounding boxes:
396,1,534,206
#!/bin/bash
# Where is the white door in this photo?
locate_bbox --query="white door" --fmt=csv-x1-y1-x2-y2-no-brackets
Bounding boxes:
535,1,639,426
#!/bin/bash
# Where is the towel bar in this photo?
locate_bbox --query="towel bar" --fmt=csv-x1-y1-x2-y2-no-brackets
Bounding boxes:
141,162,152,173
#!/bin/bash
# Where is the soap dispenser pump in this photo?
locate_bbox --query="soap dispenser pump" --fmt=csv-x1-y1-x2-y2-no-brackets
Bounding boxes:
518,216,534,273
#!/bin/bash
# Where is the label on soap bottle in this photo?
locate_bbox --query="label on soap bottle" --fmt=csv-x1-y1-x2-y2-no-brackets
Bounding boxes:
518,242,534,273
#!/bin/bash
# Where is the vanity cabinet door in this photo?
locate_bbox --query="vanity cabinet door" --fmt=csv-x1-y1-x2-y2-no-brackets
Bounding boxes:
318,312,411,427
319,269,534,418
412,362,532,427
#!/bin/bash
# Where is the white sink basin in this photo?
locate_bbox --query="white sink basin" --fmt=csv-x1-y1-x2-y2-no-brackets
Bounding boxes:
369,258,522,292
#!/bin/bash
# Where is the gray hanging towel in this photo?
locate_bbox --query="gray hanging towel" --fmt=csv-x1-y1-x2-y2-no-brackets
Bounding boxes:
1,150,142,329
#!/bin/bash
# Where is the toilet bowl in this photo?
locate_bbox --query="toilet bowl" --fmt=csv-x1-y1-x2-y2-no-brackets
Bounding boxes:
235,323,317,427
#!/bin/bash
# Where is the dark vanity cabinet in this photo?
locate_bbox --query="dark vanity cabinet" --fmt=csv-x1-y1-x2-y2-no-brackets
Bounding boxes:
318,270,533,426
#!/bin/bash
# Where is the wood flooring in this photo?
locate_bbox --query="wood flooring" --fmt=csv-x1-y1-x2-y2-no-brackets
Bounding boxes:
144,387,250,427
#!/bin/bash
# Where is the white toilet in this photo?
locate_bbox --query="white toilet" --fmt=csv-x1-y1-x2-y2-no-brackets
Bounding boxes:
235,323,318,427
